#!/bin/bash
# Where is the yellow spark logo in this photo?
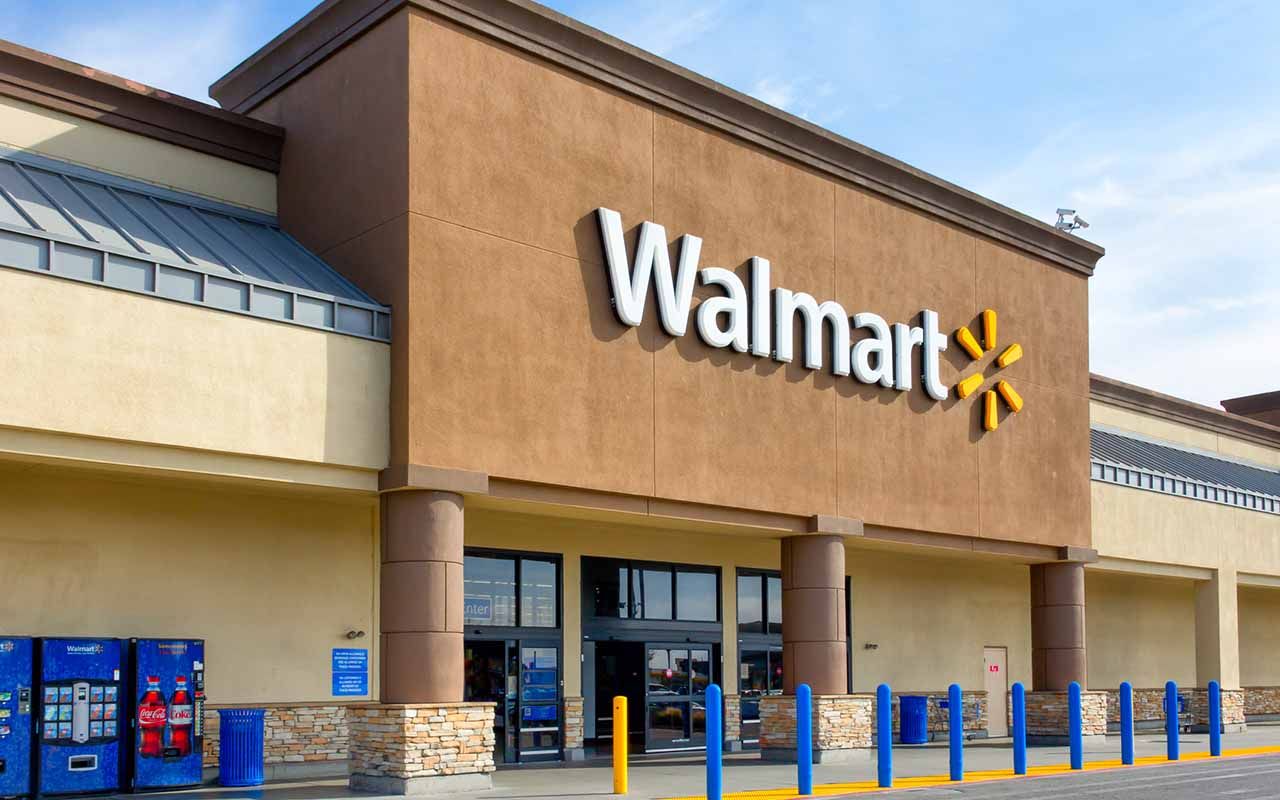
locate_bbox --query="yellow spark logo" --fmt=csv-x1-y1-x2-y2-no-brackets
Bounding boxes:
954,309,1023,432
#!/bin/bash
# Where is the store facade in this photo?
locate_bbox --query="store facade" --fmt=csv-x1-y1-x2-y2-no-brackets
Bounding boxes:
0,0,1276,795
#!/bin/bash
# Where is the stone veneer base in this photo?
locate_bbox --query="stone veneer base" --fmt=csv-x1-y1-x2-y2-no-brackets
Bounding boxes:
347,702,495,792
759,694,873,762
1024,690,1107,747
350,772,492,795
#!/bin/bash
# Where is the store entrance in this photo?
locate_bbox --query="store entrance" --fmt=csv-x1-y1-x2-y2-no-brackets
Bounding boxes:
644,644,712,752
463,639,561,764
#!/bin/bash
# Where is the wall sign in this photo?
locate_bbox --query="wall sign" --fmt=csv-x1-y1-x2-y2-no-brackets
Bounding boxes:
331,648,368,697
596,208,1026,432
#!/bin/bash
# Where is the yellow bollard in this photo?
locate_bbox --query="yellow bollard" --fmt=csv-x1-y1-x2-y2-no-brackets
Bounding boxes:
613,695,628,794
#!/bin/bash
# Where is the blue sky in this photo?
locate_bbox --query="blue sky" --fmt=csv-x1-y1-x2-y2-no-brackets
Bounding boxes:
5,1,1278,407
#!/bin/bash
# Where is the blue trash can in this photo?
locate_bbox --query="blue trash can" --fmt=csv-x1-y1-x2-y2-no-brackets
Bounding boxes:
900,696,928,744
218,708,266,787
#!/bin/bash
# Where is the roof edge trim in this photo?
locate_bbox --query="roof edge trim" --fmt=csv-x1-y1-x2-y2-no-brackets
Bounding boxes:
209,0,1105,276
1091,373,1280,450
0,39,284,172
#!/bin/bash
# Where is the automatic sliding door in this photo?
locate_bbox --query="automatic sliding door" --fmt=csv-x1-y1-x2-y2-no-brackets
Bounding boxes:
644,644,711,752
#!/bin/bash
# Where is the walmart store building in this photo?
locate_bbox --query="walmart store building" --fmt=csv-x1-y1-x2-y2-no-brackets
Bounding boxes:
2,0,1278,793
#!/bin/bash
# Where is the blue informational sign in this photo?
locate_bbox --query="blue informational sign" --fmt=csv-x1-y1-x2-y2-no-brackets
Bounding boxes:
38,638,124,796
0,637,34,798
131,639,205,790
331,649,368,697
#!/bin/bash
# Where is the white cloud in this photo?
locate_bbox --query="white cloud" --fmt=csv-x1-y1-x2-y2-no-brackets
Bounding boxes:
751,77,796,110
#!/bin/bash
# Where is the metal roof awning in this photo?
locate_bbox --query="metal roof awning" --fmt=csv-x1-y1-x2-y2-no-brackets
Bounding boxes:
1091,427,1280,514
0,149,389,341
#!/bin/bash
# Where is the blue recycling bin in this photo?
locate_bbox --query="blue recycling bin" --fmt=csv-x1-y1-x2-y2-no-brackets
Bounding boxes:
900,696,928,744
217,708,266,787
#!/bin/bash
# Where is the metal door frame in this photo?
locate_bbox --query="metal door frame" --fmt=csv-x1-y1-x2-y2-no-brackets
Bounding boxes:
512,639,561,763
642,642,713,753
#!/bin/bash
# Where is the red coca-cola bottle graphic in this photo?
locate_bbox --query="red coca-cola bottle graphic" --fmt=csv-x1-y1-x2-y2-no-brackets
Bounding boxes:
137,676,167,758
168,675,194,757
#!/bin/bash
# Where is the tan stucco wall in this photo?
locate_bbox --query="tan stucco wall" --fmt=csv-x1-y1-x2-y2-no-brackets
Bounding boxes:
1091,482,1280,575
847,547,1032,693
0,464,378,704
1090,400,1280,470
263,7,1093,550
1086,570,1196,688
0,95,276,213
465,510,1034,697
1239,586,1280,686
0,268,390,475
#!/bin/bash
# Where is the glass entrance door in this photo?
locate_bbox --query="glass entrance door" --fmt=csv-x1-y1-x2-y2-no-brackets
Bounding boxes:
515,642,560,762
644,644,711,752
465,640,562,763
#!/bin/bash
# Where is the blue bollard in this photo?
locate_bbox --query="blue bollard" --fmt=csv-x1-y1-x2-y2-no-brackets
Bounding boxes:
797,683,813,796
1068,681,1083,770
876,684,892,788
948,684,963,782
1012,682,1027,776
1166,681,1180,761
706,684,722,800
1209,680,1222,757
1120,682,1135,766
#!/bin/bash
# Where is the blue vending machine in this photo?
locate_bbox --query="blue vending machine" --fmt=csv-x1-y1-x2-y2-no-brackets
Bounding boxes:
0,637,34,798
36,638,125,796
129,639,205,791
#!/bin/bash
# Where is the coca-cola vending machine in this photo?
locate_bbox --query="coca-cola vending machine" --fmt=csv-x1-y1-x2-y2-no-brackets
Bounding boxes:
128,639,204,791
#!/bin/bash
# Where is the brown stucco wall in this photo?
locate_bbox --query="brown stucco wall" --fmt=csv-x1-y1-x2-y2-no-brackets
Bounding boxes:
259,7,1092,548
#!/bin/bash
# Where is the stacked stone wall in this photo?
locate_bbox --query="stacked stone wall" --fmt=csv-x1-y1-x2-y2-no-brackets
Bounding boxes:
347,702,495,787
202,704,349,769
723,694,741,745
563,696,584,752
1244,687,1280,718
1025,690,1106,738
759,694,872,754
871,690,988,738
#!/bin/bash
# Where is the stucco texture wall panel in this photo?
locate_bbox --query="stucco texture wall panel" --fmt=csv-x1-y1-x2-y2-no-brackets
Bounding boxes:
1091,483,1280,573
406,11,653,262
267,9,410,256
0,465,377,704
649,114,837,515
0,96,276,213
846,547,1031,693
834,187,980,535
406,215,656,495
0,268,389,470
1085,570,1196,689
1240,586,1280,686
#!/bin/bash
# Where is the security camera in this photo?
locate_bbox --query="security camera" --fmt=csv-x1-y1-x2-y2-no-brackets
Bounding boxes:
1074,216,1090,229
1056,208,1077,217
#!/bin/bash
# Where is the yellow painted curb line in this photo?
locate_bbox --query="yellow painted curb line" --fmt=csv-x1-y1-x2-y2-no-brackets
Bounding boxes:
661,745,1280,800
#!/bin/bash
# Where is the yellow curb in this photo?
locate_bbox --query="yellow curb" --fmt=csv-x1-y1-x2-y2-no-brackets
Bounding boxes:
660,745,1280,800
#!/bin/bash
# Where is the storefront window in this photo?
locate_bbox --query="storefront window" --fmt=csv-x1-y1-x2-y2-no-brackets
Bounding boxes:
463,551,559,629
520,560,557,628
767,575,782,635
583,557,720,623
737,570,782,635
676,570,717,621
463,556,516,626
638,568,673,620
737,575,764,633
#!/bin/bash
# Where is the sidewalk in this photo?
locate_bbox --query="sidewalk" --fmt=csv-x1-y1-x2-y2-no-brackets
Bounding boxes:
123,723,1280,800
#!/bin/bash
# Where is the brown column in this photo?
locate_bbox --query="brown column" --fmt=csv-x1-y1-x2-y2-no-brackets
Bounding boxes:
1030,562,1087,691
781,534,847,696
379,490,464,703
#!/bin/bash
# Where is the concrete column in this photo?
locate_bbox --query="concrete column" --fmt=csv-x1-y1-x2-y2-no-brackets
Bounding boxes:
1196,567,1241,690
379,490,464,703
1030,562,1087,691
780,534,847,696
